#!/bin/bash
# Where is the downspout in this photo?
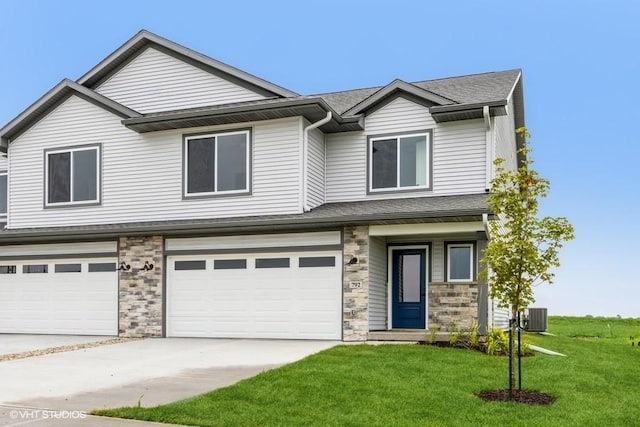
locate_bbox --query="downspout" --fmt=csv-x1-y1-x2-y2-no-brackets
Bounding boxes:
2,147,7,230
482,212,492,331
482,213,491,240
302,111,332,212
483,105,492,191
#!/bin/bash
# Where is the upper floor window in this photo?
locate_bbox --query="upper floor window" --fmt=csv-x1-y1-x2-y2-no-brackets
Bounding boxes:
446,242,474,282
184,129,250,197
45,145,100,207
369,131,431,193
0,171,6,218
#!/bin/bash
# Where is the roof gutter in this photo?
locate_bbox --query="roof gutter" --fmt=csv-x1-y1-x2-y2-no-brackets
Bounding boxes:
302,111,332,212
430,99,507,114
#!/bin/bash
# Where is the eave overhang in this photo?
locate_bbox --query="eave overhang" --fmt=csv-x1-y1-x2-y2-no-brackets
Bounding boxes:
0,194,491,243
0,214,488,244
430,100,508,123
122,98,364,134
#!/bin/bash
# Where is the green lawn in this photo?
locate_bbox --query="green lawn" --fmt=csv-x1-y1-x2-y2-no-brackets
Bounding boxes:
94,316,640,426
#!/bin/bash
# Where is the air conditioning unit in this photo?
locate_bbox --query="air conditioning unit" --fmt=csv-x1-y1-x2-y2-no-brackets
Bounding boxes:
525,308,548,332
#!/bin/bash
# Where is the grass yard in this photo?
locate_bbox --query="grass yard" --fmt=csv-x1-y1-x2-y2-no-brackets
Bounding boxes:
94,316,640,426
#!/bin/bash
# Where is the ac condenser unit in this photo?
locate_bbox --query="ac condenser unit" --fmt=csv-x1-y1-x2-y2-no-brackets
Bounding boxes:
525,308,548,332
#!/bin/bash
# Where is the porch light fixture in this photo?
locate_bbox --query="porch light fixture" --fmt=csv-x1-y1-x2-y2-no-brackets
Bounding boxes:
118,262,131,271
347,257,358,265
142,260,154,271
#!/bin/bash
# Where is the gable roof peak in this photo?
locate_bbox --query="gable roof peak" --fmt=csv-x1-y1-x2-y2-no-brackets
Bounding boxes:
0,79,140,149
76,29,298,98
343,78,456,116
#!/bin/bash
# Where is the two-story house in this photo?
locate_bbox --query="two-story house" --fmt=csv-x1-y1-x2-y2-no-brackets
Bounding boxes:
0,30,522,341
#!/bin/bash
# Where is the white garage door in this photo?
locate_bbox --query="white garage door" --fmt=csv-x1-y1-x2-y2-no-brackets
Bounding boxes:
0,258,118,335
167,251,342,339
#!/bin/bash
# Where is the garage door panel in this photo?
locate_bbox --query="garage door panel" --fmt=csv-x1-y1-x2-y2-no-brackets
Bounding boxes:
0,257,118,335
167,251,341,339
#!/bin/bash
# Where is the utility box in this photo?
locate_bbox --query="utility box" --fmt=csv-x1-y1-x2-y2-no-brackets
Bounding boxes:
525,308,548,332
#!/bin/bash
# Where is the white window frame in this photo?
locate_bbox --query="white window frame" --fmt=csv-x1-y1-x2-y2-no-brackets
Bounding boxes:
0,170,7,220
183,129,250,197
446,243,474,282
368,131,431,193
45,145,101,207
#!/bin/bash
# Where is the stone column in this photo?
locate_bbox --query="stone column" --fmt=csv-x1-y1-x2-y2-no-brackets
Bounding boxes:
118,235,164,337
342,225,369,341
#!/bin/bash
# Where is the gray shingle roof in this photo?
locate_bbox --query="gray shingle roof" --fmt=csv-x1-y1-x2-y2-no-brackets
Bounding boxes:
0,194,489,242
312,69,521,114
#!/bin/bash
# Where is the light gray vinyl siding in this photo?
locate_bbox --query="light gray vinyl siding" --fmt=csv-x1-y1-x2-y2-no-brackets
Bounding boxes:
8,95,302,229
0,156,6,169
306,126,325,209
368,236,387,330
494,95,518,172
95,47,266,114
325,97,487,202
325,131,366,202
492,302,510,330
431,239,445,282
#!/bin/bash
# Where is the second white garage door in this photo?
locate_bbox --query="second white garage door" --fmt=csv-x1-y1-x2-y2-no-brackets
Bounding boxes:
167,251,342,340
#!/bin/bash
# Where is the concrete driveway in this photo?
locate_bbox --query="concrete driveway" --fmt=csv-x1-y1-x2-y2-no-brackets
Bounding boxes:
0,335,338,426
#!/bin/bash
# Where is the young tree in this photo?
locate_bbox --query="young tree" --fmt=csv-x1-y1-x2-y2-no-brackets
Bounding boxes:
481,128,574,395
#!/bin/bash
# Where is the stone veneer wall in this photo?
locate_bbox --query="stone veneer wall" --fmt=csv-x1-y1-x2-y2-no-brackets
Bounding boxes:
118,236,164,337
343,225,369,341
428,282,479,331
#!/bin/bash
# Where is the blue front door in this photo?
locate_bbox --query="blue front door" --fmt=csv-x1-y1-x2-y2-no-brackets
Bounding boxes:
392,248,426,329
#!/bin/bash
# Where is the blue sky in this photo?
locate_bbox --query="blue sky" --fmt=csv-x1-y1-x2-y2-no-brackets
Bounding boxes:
1,1,638,317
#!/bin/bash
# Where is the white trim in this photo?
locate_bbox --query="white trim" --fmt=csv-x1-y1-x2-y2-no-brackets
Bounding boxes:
0,241,117,257
166,231,341,251
44,145,101,207
447,243,474,282
370,222,484,236
369,132,430,192
183,129,250,197
387,245,429,330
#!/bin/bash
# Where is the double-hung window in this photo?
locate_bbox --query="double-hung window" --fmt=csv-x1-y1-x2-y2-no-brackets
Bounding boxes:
0,170,7,219
447,243,474,282
184,129,250,197
45,145,100,206
369,131,431,192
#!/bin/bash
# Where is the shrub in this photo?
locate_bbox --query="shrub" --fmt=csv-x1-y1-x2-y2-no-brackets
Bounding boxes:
448,323,460,346
485,327,509,355
445,322,481,350
425,324,438,343
468,321,480,348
